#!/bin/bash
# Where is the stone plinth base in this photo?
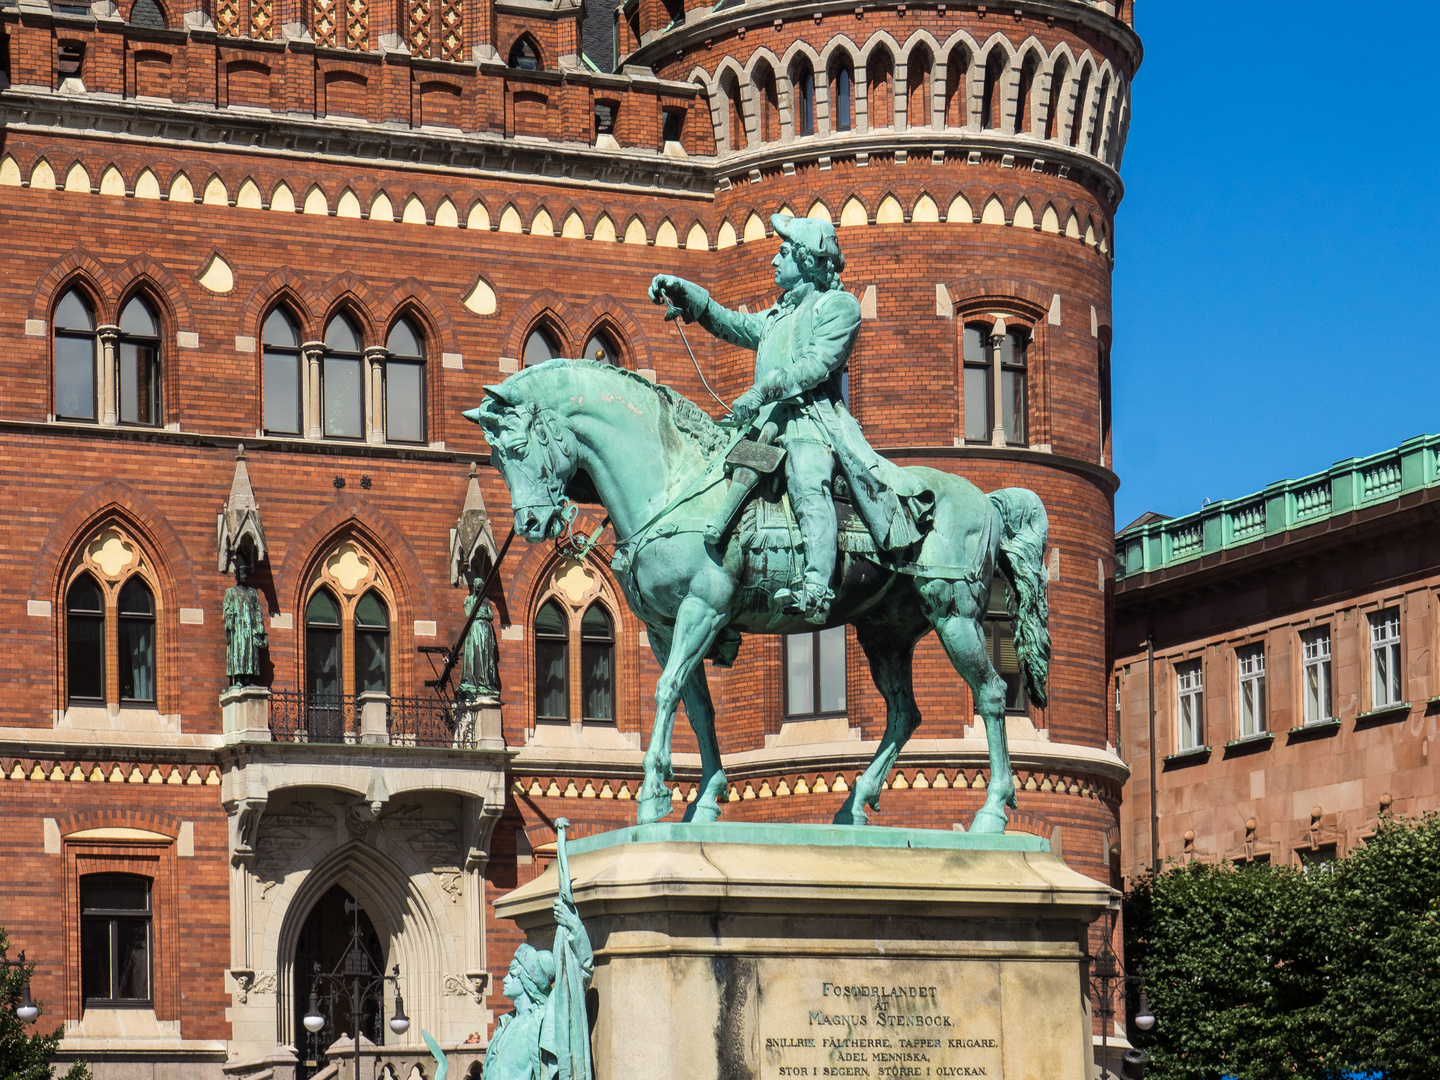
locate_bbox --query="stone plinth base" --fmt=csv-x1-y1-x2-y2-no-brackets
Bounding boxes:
220,685,270,741
496,823,1113,1080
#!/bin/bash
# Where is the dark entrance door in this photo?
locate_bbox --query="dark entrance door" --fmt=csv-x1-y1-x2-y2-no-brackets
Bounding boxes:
293,883,385,1080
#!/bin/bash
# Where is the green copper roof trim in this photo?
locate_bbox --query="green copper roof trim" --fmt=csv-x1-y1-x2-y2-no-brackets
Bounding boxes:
564,822,1050,854
1116,432,1440,580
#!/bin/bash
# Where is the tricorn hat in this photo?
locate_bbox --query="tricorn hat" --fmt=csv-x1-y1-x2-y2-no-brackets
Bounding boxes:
770,213,845,271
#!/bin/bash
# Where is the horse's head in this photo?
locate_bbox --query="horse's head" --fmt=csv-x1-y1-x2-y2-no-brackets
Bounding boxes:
465,388,580,543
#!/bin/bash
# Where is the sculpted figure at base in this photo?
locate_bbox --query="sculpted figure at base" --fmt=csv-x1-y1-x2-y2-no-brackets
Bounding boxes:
222,552,268,688
484,819,593,1080
468,216,1051,834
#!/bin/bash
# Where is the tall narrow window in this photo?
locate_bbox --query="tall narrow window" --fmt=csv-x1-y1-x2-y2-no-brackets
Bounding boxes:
831,61,852,132
1302,627,1332,725
117,577,156,703
1045,58,1070,140
1236,644,1265,738
523,326,560,367
784,626,845,717
791,60,814,136
384,319,425,444
1370,609,1402,708
581,604,615,722
263,308,302,435
66,574,105,702
582,328,620,365
984,575,1024,712
354,590,390,694
906,48,931,130
866,52,892,130
1000,329,1028,445
962,324,992,442
305,588,342,702
1069,67,1092,147
322,313,364,439
117,297,161,426
54,288,98,421
1099,342,1112,462
535,600,569,721
981,50,1005,130
1013,53,1037,134
1176,660,1204,751
755,63,779,142
81,874,152,1005
943,51,967,128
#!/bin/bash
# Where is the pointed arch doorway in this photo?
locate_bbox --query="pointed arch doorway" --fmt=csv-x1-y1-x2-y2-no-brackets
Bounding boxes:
293,883,386,1080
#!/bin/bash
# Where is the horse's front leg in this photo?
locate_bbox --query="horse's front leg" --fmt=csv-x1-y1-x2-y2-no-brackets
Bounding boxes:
679,663,727,824
638,597,728,825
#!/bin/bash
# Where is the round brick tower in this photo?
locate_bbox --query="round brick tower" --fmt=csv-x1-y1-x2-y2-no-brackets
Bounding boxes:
615,0,1141,889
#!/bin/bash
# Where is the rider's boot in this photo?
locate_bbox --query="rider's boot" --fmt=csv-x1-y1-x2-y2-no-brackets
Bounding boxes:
787,492,837,624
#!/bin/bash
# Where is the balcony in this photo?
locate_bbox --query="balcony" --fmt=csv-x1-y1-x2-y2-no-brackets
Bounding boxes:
222,689,500,751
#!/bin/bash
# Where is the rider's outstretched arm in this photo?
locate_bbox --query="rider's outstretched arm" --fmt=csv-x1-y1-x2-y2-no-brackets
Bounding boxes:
650,275,765,350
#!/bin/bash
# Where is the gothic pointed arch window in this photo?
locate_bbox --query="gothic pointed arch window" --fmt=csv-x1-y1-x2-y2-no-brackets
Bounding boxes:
981,49,1006,130
790,57,815,136
323,312,365,439
581,326,622,366
523,324,561,366
296,541,398,740
62,524,164,711
906,46,932,130
866,50,893,130
384,317,426,443
118,295,162,427
54,287,99,421
532,561,623,728
829,56,853,133
263,306,303,435
508,35,540,70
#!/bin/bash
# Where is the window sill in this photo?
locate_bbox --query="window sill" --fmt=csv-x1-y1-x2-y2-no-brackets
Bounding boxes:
1287,718,1341,741
1223,732,1273,756
1163,745,1211,768
1355,702,1411,726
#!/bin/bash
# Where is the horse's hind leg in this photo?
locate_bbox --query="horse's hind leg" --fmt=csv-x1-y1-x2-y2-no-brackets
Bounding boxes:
835,602,930,826
930,612,1017,834
679,664,727,824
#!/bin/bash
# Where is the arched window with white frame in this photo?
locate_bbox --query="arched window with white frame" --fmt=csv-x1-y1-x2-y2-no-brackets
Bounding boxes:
384,317,426,443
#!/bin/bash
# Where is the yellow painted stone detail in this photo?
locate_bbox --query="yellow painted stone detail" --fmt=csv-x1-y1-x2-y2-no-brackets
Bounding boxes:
794,776,810,795
581,780,596,798
599,781,614,799
758,781,773,798
832,775,848,793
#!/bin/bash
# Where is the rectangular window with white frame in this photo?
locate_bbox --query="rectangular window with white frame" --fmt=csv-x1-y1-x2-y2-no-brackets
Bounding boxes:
1301,627,1332,724
1369,609,1402,708
1236,643,1266,738
1175,659,1204,751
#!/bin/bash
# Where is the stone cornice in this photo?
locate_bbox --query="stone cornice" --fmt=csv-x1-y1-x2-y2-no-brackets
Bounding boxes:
0,88,716,197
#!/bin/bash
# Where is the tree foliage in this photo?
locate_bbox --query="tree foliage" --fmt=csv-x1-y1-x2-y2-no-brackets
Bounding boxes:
0,928,90,1080
1124,813,1440,1080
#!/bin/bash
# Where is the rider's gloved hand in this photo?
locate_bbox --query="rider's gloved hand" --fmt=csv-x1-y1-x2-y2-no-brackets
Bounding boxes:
729,387,763,425
648,275,706,322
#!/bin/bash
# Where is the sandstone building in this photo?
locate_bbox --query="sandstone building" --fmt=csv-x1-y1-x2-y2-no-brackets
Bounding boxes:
1114,434,1440,886
0,0,1139,1075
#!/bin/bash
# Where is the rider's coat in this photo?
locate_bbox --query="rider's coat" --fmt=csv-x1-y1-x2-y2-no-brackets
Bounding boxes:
688,280,932,550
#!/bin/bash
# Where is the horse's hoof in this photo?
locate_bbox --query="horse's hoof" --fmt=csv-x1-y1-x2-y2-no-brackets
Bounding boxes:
970,806,1008,834
637,792,673,825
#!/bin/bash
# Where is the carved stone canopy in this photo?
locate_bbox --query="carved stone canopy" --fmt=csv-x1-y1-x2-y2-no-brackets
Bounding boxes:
450,462,498,587
217,443,268,571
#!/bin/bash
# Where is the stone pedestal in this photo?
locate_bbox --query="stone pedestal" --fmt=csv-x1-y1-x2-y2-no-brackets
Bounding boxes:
221,685,271,741
496,823,1112,1080
455,694,505,750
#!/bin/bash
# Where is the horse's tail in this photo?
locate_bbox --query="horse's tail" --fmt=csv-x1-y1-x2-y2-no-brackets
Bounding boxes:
988,488,1050,708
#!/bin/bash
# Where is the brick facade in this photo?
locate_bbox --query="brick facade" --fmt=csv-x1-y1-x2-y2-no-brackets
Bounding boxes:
0,0,1139,1074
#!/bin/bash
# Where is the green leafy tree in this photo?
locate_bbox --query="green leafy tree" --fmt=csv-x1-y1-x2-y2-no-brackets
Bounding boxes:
0,928,90,1080
1125,813,1440,1080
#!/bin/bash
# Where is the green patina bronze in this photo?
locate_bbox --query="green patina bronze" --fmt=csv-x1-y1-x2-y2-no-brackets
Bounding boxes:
457,580,500,701
484,818,593,1080
222,552,268,689
467,215,1051,834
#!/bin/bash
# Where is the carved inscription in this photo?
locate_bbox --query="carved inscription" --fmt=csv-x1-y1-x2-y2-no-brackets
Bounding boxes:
761,976,1002,1079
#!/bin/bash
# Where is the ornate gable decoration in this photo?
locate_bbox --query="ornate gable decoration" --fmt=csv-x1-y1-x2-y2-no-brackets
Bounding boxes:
216,444,268,571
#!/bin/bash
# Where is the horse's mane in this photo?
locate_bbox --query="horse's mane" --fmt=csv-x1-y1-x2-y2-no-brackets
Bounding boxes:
517,358,729,458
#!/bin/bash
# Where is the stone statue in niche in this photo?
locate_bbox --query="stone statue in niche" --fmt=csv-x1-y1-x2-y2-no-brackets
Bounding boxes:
483,819,592,1080
457,576,500,701
223,550,268,688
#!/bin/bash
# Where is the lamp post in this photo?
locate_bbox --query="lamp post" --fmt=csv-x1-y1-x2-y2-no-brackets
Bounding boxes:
301,901,409,1080
1090,913,1155,1080
2,950,40,1024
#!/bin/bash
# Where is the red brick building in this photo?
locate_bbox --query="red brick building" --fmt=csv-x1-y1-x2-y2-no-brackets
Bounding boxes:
1114,435,1440,886
0,0,1139,1074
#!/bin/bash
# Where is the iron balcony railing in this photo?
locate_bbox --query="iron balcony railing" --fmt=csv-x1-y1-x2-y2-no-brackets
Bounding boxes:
269,691,358,744
386,695,465,749
1116,433,1440,581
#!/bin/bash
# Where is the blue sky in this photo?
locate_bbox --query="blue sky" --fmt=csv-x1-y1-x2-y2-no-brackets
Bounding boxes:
1111,2,1440,526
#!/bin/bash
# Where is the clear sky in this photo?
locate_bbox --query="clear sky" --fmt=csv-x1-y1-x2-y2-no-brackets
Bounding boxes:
1111,2,1440,527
